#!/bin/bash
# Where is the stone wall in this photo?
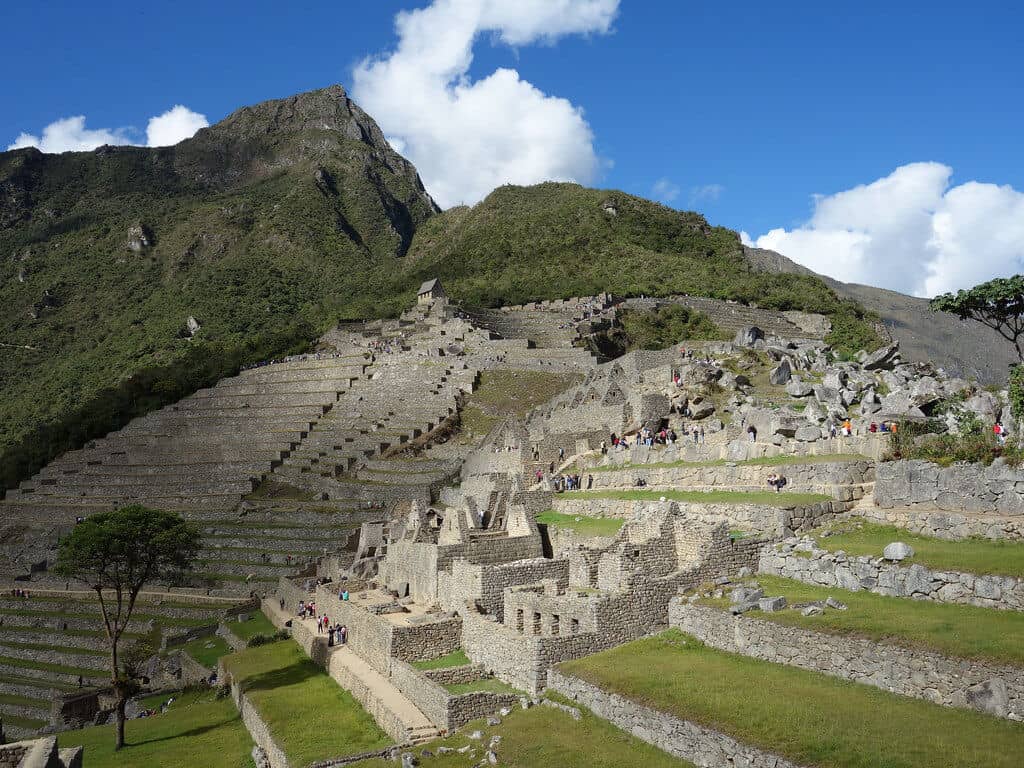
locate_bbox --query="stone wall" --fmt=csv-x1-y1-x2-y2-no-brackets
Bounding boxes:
548,669,801,768
439,558,570,620
854,504,1024,541
759,538,1024,610
588,459,874,501
388,660,518,732
875,459,1024,515
227,676,290,768
551,496,846,536
670,601,1024,719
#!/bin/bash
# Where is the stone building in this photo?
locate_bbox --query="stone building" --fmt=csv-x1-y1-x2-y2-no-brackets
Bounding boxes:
417,278,447,305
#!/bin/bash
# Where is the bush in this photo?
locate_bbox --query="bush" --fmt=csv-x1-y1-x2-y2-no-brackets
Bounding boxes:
246,630,290,648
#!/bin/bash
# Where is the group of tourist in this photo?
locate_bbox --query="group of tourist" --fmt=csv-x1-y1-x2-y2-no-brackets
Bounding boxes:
766,473,788,492
994,421,1009,445
8,588,30,599
866,421,899,435
552,473,592,492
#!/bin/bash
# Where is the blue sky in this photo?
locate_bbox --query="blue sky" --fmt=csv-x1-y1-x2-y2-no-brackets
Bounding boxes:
4,1,1023,295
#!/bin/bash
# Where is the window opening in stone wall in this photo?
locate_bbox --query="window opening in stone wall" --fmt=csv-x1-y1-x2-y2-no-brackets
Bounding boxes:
571,618,579,634
533,612,541,634
516,609,524,632
551,614,560,635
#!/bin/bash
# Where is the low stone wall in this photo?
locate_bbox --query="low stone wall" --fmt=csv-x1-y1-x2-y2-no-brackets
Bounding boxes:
588,459,873,501
759,538,1024,610
670,601,1024,719
227,676,290,768
875,459,1024,515
324,652,410,744
854,504,1024,541
551,496,846,536
163,623,218,651
547,669,800,768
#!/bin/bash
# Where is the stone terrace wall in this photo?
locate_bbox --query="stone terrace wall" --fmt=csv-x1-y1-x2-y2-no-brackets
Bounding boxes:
438,558,570,620
855,504,1024,541
588,459,874,501
551,496,845,536
548,669,801,768
875,459,1024,515
759,538,1024,610
389,660,518,731
670,601,1024,719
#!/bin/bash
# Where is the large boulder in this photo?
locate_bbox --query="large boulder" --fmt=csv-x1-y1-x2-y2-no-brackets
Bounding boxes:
771,411,805,438
823,370,848,390
862,343,901,371
795,425,822,442
735,326,765,347
689,398,716,420
769,359,792,386
786,379,814,398
882,542,915,561
965,678,1009,718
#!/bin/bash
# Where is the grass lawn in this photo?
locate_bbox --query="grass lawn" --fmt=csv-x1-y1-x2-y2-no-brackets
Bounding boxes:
356,695,694,768
227,611,277,642
411,649,470,670
590,453,868,472
58,689,253,768
815,520,1024,578
0,654,107,679
701,575,1024,666
180,634,232,668
5,713,47,730
561,489,831,507
444,678,519,695
536,511,625,537
560,631,1024,768
0,691,48,708
222,640,391,766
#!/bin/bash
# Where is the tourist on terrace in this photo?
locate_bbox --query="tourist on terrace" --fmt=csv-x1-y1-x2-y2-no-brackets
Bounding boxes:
747,425,757,442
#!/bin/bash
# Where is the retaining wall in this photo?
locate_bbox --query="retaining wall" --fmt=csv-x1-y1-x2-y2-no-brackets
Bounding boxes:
547,669,801,768
670,601,1024,719
875,459,1024,515
759,538,1024,610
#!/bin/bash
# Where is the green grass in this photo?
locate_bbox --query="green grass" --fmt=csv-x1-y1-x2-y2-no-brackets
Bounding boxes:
0,654,107,679
0,691,48,709
560,630,1024,768
227,611,277,642
356,695,695,768
815,520,1024,578
701,575,1024,666
411,649,471,671
561,489,832,507
58,689,253,768
0,671,76,692
444,678,519,695
180,634,232,668
590,453,867,472
222,641,391,766
459,369,580,439
4,713,47,730
536,510,625,537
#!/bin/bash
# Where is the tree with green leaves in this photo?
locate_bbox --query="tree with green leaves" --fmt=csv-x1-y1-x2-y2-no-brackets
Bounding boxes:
54,505,201,750
930,275,1024,362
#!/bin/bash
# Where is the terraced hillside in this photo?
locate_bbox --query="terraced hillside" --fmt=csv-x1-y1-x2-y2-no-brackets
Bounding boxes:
0,590,246,740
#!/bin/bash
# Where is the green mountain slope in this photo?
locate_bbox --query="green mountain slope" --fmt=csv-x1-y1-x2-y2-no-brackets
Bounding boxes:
402,182,882,346
0,85,437,487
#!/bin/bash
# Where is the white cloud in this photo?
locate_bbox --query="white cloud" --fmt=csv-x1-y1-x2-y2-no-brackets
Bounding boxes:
146,105,208,147
690,183,723,204
8,104,208,153
652,178,680,203
747,162,1024,297
6,116,131,153
352,0,619,208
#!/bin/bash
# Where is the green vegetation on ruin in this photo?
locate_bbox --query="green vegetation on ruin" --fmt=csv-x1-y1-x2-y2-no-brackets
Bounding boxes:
411,649,471,670
459,369,581,440
226,610,277,643
58,688,253,768
180,634,232,668
222,640,391,765
811,520,1024,579
356,694,696,768
560,630,1024,768
444,678,520,696
699,575,1024,666
561,489,832,506
588,453,868,472
536,511,626,537
587,304,729,356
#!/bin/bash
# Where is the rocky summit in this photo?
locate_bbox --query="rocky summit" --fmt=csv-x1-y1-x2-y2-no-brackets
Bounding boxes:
2,86,1022,768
